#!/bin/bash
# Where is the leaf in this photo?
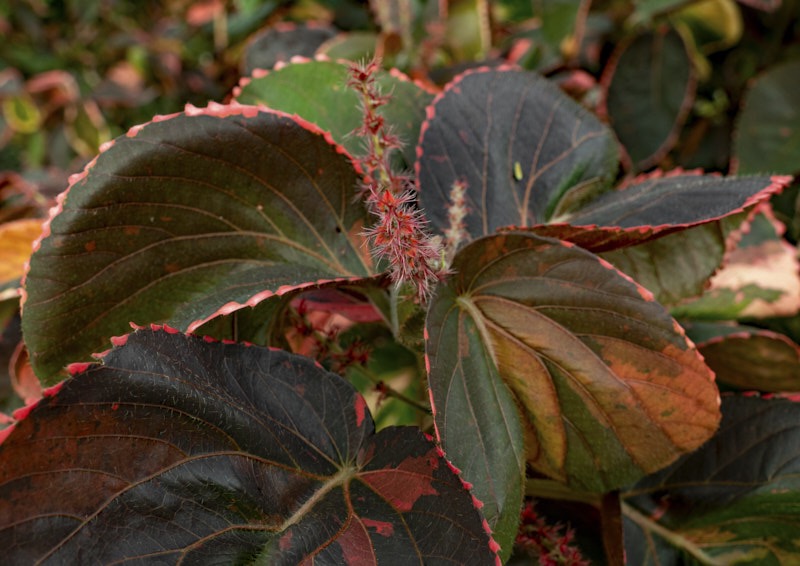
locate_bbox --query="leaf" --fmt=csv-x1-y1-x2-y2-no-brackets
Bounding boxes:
532,171,786,249
426,275,527,561
235,59,433,169
417,67,618,240
623,395,800,565
600,215,748,306
600,26,696,170
445,0,491,61
532,0,590,54
0,219,43,287
316,32,378,62
734,60,800,175
2,94,41,134
696,329,800,392
672,0,743,55
22,104,375,383
427,232,720,497
242,22,336,74
672,211,800,319
736,0,781,10
0,327,500,564
529,172,790,305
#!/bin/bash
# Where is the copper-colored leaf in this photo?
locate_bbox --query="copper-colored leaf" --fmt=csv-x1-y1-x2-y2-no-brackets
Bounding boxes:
427,232,720,496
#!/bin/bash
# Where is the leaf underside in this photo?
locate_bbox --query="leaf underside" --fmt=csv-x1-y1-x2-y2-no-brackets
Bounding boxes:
0,328,498,565
22,105,375,383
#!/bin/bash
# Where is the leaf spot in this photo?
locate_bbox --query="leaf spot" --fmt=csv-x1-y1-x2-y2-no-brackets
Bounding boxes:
354,395,367,427
362,518,394,537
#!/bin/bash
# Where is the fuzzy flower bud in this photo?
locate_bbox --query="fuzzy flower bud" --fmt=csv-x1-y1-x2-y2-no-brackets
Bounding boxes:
347,58,443,302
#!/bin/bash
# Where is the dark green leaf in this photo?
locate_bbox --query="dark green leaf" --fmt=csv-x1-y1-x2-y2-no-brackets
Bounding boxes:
734,60,800,175
624,395,800,565
22,105,375,382
600,27,696,170
0,327,499,564
242,23,336,74
417,68,618,239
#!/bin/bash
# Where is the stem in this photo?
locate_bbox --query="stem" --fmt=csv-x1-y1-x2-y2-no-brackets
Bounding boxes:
353,364,431,415
280,463,356,531
389,284,401,339
601,492,625,566
621,501,726,566
526,478,603,506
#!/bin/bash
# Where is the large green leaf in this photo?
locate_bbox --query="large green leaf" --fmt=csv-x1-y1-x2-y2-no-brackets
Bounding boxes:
22,104,375,382
624,395,800,565
734,60,800,175
427,232,720,497
417,67,618,239
0,327,499,564
600,26,696,170
235,59,434,168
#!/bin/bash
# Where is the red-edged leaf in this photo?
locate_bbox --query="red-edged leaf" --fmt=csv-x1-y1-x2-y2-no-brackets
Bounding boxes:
623,395,800,564
527,171,788,252
0,327,499,564
425,278,527,561
417,67,618,239
672,210,800,318
599,26,696,171
530,171,791,305
560,171,789,233
696,329,800,392
22,104,376,383
242,22,336,74
426,232,720,497
235,59,434,169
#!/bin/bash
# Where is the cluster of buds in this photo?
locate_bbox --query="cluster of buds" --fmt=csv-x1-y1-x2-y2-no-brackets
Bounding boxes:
347,58,443,302
515,501,589,566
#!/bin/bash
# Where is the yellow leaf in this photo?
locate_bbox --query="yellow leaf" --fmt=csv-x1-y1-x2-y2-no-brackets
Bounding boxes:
0,219,45,285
